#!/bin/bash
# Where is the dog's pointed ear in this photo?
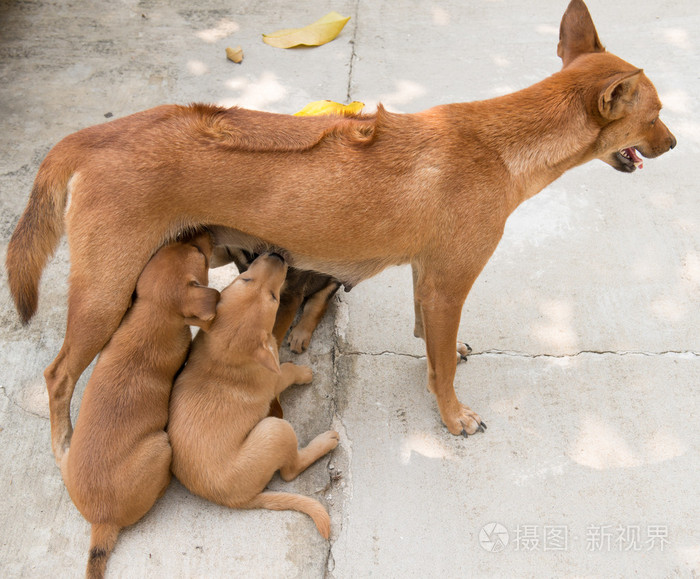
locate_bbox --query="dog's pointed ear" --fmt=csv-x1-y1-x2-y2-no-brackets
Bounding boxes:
557,0,605,67
599,69,643,121
255,339,282,375
184,285,220,330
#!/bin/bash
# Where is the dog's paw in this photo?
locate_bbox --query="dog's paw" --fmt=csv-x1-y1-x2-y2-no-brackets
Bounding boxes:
442,403,486,437
456,341,472,363
295,365,313,384
288,326,312,354
319,430,340,452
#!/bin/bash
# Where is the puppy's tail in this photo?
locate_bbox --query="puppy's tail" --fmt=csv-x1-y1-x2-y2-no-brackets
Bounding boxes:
243,491,331,539
6,144,76,323
86,522,120,579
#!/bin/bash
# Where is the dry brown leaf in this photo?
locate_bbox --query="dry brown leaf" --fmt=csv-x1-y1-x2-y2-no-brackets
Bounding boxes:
226,46,243,63
262,12,350,49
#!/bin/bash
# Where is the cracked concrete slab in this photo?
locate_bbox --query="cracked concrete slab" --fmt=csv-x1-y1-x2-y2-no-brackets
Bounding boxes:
330,353,700,577
1,0,699,577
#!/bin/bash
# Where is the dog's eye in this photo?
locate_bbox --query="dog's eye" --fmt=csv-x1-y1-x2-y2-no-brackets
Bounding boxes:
270,292,278,303
650,118,657,126
240,277,252,282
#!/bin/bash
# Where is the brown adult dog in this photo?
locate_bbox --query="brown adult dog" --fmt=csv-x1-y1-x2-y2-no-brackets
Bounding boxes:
6,0,676,457
60,234,219,579
168,253,339,539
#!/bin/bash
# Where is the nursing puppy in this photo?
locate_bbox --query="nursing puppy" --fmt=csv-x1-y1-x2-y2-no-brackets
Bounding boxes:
168,253,339,539
60,234,219,578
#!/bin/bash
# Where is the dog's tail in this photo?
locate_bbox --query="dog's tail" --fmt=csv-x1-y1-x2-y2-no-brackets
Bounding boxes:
86,522,120,579
6,144,77,324
243,491,331,539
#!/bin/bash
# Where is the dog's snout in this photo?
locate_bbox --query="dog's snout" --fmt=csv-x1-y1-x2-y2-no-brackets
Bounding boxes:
669,132,677,150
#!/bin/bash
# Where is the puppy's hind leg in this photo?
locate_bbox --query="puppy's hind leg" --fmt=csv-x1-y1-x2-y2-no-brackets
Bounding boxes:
224,417,338,495
224,417,338,538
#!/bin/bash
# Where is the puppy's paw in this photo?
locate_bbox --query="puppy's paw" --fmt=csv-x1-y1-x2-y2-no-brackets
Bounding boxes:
288,326,312,354
318,430,340,452
295,365,313,384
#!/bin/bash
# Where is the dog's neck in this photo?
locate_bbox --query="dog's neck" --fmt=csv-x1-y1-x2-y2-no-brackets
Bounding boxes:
456,69,602,211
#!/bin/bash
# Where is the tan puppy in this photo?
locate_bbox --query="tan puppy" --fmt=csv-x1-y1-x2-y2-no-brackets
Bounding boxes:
6,0,677,456
60,234,219,579
168,253,339,539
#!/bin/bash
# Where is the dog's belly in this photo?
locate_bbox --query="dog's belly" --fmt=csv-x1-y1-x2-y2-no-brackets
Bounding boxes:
208,225,402,289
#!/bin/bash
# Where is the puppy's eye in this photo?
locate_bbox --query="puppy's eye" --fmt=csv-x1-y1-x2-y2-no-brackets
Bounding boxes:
650,118,657,126
270,292,278,303
240,277,252,282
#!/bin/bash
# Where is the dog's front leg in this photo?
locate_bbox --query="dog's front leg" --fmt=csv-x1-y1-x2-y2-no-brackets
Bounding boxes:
277,362,313,395
416,273,486,436
272,291,304,346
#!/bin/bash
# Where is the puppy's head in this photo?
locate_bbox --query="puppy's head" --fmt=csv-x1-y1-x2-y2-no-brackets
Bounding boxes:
137,232,220,329
216,253,288,374
557,0,676,173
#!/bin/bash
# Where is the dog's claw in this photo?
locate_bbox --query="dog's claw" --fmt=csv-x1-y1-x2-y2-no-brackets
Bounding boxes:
461,429,469,438
480,421,487,430
457,342,473,363
477,424,485,433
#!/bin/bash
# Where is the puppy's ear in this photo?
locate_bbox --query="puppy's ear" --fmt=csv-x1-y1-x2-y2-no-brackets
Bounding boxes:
184,286,220,330
190,232,214,264
557,0,604,67
598,69,643,120
255,339,282,375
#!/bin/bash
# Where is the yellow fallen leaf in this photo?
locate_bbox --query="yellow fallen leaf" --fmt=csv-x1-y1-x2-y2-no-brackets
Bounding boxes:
294,100,365,117
263,12,350,49
226,46,243,63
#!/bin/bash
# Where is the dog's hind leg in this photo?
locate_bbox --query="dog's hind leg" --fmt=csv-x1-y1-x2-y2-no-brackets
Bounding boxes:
413,263,472,364
45,227,161,462
414,265,486,437
221,417,338,500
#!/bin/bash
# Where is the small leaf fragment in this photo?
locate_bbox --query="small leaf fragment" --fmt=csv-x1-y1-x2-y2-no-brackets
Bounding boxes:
226,45,243,63
294,100,365,117
263,12,350,49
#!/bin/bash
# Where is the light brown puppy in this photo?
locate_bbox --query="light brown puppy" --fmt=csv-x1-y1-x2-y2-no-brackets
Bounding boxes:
6,0,676,456
60,234,219,579
168,253,339,539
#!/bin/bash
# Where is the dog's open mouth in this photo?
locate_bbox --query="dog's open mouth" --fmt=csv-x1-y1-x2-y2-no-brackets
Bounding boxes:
615,147,644,172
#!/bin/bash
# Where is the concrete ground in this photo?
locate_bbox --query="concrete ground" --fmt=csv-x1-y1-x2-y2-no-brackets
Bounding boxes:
1,0,698,577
